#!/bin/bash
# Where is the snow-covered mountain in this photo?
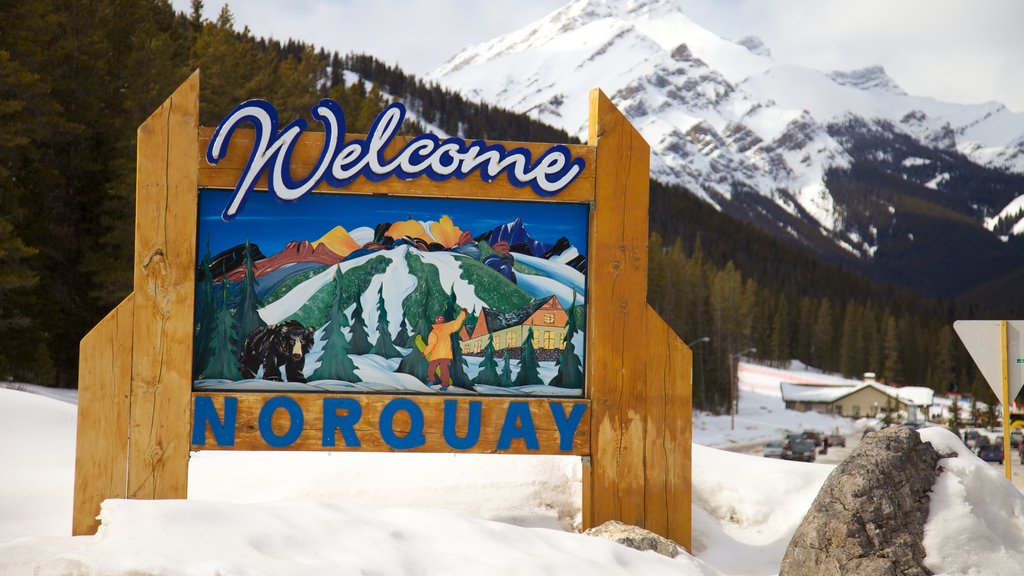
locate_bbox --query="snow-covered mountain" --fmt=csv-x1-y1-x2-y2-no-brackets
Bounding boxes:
426,0,1024,263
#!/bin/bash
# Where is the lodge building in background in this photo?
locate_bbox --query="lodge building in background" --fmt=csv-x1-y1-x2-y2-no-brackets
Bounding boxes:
461,296,569,360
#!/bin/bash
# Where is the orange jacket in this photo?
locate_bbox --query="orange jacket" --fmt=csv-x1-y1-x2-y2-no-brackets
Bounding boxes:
423,310,466,361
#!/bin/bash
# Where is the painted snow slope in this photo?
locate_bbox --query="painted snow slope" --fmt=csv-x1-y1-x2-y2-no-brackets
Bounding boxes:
4,358,1024,574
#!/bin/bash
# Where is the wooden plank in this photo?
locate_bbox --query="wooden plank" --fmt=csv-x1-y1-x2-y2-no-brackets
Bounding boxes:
643,309,669,536
191,393,591,455
584,89,651,529
646,306,692,550
72,294,134,535
197,128,596,203
127,70,199,500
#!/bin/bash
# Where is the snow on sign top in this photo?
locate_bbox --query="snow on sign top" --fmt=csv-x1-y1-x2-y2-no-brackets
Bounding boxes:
953,320,1024,404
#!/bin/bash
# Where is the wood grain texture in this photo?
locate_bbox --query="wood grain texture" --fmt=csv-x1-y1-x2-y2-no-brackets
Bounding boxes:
197,128,596,203
127,70,199,500
645,305,692,550
585,89,651,528
191,393,591,455
73,294,134,536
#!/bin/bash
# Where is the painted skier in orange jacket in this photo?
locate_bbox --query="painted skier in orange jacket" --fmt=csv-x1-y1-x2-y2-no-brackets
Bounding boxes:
423,308,467,390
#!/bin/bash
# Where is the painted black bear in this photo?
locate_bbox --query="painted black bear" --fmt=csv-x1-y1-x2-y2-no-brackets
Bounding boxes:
240,320,316,383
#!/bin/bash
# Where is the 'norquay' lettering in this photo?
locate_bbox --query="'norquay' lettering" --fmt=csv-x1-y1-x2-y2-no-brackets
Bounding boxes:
192,396,587,453
206,99,586,220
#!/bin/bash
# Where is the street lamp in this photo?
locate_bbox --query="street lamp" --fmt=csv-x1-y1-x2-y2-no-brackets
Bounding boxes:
730,347,757,431
687,337,710,410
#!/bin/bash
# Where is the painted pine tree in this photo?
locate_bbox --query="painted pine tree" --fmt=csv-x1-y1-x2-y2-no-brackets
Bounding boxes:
472,334,501,386
499,349,514,387
311,275,360,382
443,288,473,390
193,243,217,375
513,326,542,387
201,279,242,380
549,295,583,389
393,319,410,348
396,334,429,381
236,240,266,342
348,295,372,355
369,284,402,358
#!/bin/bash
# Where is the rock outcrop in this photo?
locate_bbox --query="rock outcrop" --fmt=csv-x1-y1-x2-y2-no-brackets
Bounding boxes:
583,520,680,559
780,426,945,576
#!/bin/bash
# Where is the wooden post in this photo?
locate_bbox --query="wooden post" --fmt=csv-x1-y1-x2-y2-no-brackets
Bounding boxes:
584,89,692,548
1002,320,1011,480
72,295,134,535
126,70,199,500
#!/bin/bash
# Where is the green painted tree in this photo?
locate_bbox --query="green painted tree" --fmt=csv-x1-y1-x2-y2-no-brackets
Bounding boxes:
549,294,583,389
499,350,514,388
513,327,542,387
348,295,372,355
311,275,360,382
393,319,410,348
369,284,402,358
397,335,429,381
472,334,501,387
443,288,473,390
236,240,266,342
202,280,242,380
192,243,217,375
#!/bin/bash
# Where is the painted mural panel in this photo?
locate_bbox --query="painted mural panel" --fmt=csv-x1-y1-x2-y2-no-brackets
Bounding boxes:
192,189,588,397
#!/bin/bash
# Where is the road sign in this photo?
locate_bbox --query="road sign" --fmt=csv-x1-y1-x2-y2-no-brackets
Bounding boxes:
953,320,1024,404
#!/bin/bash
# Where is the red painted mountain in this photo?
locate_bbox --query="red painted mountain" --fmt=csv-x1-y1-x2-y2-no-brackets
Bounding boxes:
223,240,342,282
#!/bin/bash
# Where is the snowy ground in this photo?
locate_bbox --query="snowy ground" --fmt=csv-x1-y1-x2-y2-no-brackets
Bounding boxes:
3,361,1024,575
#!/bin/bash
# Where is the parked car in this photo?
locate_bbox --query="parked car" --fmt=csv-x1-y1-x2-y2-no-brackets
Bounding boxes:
979,444,1004,464
801,430,824,447
1011,430,1022,449
828,434,846,448
785,440,817,462
763,441,785,459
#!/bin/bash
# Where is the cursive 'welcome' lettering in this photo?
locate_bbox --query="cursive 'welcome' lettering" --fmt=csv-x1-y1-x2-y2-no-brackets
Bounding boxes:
206,99,586,221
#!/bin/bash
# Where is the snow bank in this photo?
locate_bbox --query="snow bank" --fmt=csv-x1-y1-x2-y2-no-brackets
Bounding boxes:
920,427,1024,575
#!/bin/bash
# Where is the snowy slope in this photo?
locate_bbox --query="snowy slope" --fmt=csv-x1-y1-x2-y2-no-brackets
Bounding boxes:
427,0,1024,250
7,363,1024,575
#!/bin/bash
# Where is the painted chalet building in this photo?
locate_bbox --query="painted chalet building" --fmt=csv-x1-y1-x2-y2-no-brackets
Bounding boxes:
460,296,568,361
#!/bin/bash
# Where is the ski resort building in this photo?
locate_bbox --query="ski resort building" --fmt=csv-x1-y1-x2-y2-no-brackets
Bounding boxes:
780,380,934,421
460,296,568,358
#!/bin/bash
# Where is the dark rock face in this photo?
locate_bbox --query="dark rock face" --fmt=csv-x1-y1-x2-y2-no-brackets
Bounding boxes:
780,426,945,576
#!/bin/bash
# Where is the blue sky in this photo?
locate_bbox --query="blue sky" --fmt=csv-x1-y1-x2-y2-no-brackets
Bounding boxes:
197,189,590,259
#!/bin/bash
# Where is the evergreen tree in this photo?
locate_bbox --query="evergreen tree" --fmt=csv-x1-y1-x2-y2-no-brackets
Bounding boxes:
236,241,266,342
348,295,371,354
811,298,834,370
550,294,584,389
202,280,242,380
513,327,542,387
443,289,473,390
947,396,962,432
499,350,514,388
369,285,402,358
396,340,429,381
311,275,360,382
472,334,501,386
393,319,410,348
192,244,217,375
881,315,904,384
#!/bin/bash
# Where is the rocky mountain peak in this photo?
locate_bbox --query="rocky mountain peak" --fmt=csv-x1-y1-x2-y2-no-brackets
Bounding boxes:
827,65,906,96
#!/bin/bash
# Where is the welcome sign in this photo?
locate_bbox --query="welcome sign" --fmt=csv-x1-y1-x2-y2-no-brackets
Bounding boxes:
74,72,691,549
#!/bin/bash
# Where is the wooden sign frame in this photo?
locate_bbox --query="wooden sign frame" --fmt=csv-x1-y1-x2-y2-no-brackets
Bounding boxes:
73,71,692,548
